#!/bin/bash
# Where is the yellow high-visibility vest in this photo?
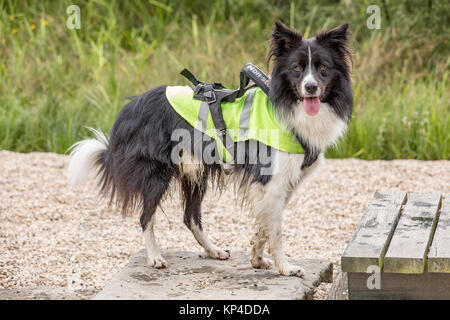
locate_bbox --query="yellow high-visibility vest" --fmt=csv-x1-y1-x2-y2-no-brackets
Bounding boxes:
166,85,304,162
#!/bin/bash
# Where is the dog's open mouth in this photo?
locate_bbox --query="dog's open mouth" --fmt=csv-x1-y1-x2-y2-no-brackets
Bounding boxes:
303,97,321,116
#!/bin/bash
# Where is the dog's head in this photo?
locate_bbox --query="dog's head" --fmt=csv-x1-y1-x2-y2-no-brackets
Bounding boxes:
268,21,352,121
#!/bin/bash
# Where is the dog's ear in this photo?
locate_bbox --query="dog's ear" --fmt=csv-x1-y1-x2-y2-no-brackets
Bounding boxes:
316,23,352,72
316,23,350,51
269,21,302,59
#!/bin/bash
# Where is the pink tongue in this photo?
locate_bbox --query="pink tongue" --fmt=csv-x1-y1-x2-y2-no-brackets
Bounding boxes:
303,97,321,116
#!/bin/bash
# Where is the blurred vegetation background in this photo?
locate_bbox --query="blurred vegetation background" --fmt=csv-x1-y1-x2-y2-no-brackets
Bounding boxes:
0,0,449,159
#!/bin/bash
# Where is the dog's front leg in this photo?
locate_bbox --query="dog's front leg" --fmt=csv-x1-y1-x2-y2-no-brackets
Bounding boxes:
249,184,304,277
250,230,273,269
266,213,305,277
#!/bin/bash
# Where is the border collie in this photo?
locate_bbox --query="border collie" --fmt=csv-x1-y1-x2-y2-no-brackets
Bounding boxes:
68,21,353,277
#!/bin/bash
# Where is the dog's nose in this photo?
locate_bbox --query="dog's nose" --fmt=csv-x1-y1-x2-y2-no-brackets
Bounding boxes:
305,82,318,94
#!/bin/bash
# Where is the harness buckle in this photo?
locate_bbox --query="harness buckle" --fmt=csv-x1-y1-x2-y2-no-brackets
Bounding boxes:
204,90,216,104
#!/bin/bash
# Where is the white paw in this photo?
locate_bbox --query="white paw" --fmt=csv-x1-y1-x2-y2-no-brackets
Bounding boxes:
251,257,273,269
278,264,305,277
207,248,230,260
147,256,168,269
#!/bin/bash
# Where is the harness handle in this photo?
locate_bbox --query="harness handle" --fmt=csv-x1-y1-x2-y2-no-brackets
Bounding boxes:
238,63,270,96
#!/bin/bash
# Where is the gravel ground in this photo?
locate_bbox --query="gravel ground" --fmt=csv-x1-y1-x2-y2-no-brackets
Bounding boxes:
0,150,448,299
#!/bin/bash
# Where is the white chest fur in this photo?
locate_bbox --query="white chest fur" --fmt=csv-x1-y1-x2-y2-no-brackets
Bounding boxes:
282,102,347,151
265,150,325,200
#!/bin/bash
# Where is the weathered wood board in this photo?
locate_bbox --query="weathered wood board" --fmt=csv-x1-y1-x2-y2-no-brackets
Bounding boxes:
341,191,406,273
343,192,450,299
347,272,450,300
383,193,441,274
428,194,450,273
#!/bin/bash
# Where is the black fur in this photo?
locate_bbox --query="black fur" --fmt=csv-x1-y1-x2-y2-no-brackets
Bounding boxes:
181,173,207,230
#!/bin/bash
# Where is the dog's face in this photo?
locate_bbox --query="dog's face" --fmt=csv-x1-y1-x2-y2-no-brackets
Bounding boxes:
269,21,352,121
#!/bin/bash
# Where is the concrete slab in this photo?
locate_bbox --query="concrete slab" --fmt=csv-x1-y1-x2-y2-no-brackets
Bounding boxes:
0,286,97,300
94,249,332,300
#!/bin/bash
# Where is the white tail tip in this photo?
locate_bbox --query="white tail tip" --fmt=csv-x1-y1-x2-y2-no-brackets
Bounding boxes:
67,128,108,187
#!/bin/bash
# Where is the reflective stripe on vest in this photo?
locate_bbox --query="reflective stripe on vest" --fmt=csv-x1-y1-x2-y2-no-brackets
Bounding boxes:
239,88,256,140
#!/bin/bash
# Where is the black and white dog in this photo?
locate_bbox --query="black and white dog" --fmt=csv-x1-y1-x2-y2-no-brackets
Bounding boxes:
68,22,352,277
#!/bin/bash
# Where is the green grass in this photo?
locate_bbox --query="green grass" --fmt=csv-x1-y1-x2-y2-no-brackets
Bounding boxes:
0,0,449,159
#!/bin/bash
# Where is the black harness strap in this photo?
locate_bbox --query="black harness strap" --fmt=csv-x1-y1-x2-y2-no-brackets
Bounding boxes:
180,69,200,86
203,89,239,163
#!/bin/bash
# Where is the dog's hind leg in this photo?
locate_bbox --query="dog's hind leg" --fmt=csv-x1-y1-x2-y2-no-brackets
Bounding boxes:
140,173,171,269
181,176,230,260
143,215,167,268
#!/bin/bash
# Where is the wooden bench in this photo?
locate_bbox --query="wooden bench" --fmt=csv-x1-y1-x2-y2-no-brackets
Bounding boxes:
341,191,450,299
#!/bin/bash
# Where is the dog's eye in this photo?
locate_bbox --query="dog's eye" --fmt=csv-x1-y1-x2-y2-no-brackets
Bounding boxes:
318,65,327,73
293,65,302,72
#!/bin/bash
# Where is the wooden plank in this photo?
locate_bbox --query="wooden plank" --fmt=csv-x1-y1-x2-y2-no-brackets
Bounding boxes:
341,191,406,273
428,194,450,273
384,193,442,274
347,271,450,300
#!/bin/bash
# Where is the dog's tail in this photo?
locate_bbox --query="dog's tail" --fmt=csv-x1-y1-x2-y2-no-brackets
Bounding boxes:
67,127,109,187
